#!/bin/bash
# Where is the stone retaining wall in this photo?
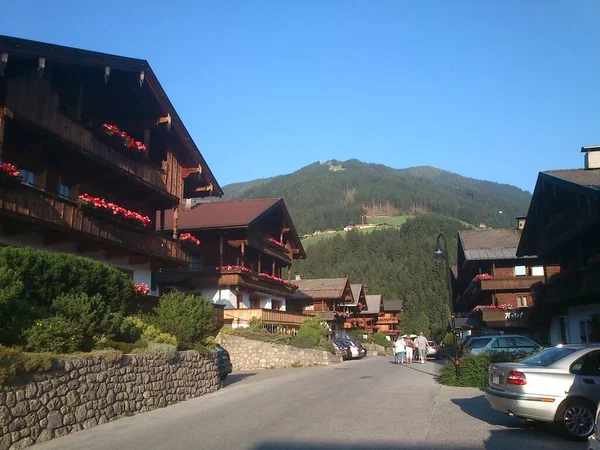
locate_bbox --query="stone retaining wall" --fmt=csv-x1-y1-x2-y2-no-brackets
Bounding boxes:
220,335,341,371
0,351,220,450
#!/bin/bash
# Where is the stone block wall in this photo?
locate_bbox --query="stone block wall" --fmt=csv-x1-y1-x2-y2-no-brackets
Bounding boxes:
220,335,341,371
0,351,220,450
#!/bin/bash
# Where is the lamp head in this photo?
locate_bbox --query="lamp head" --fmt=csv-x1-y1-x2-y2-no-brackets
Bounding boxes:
433,245,445,262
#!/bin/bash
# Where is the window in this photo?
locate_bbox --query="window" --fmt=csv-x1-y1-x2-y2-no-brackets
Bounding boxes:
189,255,202,271
19,169,35,186
531,266,544,276
272,300,282,311
517,296,528,307
491,337,515,349
513,337,537,348
59,184,71,200
514,266,527,276
468,338,492,349
521,347,576,367
571,351,600,376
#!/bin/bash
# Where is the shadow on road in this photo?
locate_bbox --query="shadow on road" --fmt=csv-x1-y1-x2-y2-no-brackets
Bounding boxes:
394,362,441,377
451,395,570,446
251,442,481,449
222,372,256,387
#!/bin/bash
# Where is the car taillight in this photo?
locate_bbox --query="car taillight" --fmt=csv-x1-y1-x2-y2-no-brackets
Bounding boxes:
507,371,527,385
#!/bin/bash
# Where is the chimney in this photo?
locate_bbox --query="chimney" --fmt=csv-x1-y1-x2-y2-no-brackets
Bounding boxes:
517,217,526,230
582,146,600,169
184,198,192,211
295,275,302,281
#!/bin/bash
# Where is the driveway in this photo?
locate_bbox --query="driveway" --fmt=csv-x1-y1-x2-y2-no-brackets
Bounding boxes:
31,357,586,450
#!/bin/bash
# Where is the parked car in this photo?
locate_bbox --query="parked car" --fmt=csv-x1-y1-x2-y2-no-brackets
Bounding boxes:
464,334,543,357
216,344,232,380
589,402,600,450
341,339,366,359
333,340,352,360
486,344,600,440
426,341,439,359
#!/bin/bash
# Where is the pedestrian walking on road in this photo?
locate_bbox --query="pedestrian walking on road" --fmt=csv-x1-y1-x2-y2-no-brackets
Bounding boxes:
405,335,414,363
394,336,406,364
415,332,429,364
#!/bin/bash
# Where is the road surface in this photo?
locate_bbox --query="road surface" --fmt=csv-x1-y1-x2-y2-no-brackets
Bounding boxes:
31,356,585,450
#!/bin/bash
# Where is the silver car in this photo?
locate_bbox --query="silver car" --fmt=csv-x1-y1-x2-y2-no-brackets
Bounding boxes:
486,344,600,441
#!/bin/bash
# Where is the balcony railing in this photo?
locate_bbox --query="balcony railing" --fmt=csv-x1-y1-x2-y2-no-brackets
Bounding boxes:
480,276,544,291
6,100,178,203
223,308,305,326
0,186,187,263
247,233,293,264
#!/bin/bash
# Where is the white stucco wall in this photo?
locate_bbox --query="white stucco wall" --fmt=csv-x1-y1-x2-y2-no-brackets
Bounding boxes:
0,228,156,295
549,304,600,345
194,287,287,312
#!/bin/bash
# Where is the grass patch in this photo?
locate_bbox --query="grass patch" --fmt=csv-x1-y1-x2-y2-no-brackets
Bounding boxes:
366,215,411,226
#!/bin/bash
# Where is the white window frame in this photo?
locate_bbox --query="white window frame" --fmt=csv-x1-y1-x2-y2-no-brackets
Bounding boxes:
531,266,544,276
514,266,527,276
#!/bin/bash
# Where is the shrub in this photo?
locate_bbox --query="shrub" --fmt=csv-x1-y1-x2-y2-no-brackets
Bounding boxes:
116,316,142,342
103,340,148,354
150,293,216,348
24,316,85,354
349,329,367,343
119,316,177,346
317,338,336,355
232,328,292,345
296,327,320,346
192,343,215,358
219,325,233,335
371,332,393,348
248,317,264,330
143,342,178,363
290,336,315,349
51,293,123,350
296,315,329,346
0,267,25,345
438,352,490,388
0,345,53,385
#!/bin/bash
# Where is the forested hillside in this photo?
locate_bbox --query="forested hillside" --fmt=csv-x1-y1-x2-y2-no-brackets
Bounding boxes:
292,214,469,339
221,160,531,234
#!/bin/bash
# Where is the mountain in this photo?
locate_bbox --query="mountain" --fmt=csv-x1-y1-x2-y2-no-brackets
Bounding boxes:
220,159,532,235
292,214,469,339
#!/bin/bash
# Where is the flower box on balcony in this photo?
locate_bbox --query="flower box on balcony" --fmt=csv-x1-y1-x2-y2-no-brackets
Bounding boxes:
78,193,152,232
100,124,149,161
0,162,23,189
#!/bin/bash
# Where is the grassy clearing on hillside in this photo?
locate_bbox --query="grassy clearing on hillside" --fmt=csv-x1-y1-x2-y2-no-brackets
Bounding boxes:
301,226,392,248
366,216,411,226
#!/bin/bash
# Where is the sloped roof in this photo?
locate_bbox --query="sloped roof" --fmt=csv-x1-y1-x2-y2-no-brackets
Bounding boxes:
545,169,600,190
347,284,365,307
459,229,528,261
360,295,382,314
295,278,349,299
165,198,281,230
383,299,403,312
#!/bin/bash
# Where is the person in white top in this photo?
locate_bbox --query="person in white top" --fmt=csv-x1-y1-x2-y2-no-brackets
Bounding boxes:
405,336,414,363
394,337,406,364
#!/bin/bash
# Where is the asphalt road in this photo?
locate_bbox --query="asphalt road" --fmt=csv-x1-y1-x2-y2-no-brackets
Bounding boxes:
31,357,586,450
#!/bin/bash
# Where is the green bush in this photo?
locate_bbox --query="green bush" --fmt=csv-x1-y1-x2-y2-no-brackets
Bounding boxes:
297,315,329,346
248,317,264,330
371,332,393,348
0,247,134,345
317,338,336,355
24,316,85,354
150,292,216,348
438,352,490,388
0,267,25,345
232,328,292,345
290,336,315,348
51,293,124,350
192,343,215,358
296,327,321,346
119,316,177,346
219,325,233,335
103,340,148,354
116,316,142,342
143,342,178,363
0,345,53,385
349,329,368,343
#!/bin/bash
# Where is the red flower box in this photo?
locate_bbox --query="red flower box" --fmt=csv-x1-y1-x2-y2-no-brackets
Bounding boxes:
180,233,201,246
268,237,287,249
134,283,149,296
0,161,23,188
102,124,148,154
78,193,152,229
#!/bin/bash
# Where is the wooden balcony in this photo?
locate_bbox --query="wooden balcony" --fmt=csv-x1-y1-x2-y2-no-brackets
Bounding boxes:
539,208,598,256
376,317,400,325
481,307,532,328
480,276,544,291
0,186,187,263
5,99,179,207
247,233,293,264
223,308,305,326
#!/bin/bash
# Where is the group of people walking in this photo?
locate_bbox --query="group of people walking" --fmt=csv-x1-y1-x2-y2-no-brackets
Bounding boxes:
394,331,430,364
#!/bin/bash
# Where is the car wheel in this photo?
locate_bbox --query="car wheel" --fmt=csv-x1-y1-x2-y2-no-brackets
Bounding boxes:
555,399,596,441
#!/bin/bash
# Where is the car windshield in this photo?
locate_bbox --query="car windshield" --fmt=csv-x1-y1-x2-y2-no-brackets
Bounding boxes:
519,347,578,366
468,338,492,348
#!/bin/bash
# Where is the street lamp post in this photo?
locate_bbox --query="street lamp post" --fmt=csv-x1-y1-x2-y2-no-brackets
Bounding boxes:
434,233,461,377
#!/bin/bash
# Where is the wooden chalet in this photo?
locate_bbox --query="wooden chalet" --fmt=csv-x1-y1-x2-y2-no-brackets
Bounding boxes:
0,35,221,293
348,294,384,335
288,277,354,338
454,219,558,340
517,150,600,345
378,300,402,337
155,198,307,332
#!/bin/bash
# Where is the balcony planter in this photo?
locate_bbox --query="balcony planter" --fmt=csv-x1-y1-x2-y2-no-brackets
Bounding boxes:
0,162,23,189
78,194,152,232
100,124,149,162
179,233,201,251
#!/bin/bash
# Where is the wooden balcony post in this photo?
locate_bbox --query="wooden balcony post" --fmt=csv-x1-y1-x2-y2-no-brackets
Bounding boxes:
144,129,150,152
241,242,245,267
172,207,179,240
160,210,165,231
219,234,224,266
258,257,261,274
272,260,276,276
0,115,5,160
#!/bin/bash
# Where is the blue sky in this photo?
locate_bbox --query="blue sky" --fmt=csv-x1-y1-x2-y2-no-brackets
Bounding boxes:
2,1,599,192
